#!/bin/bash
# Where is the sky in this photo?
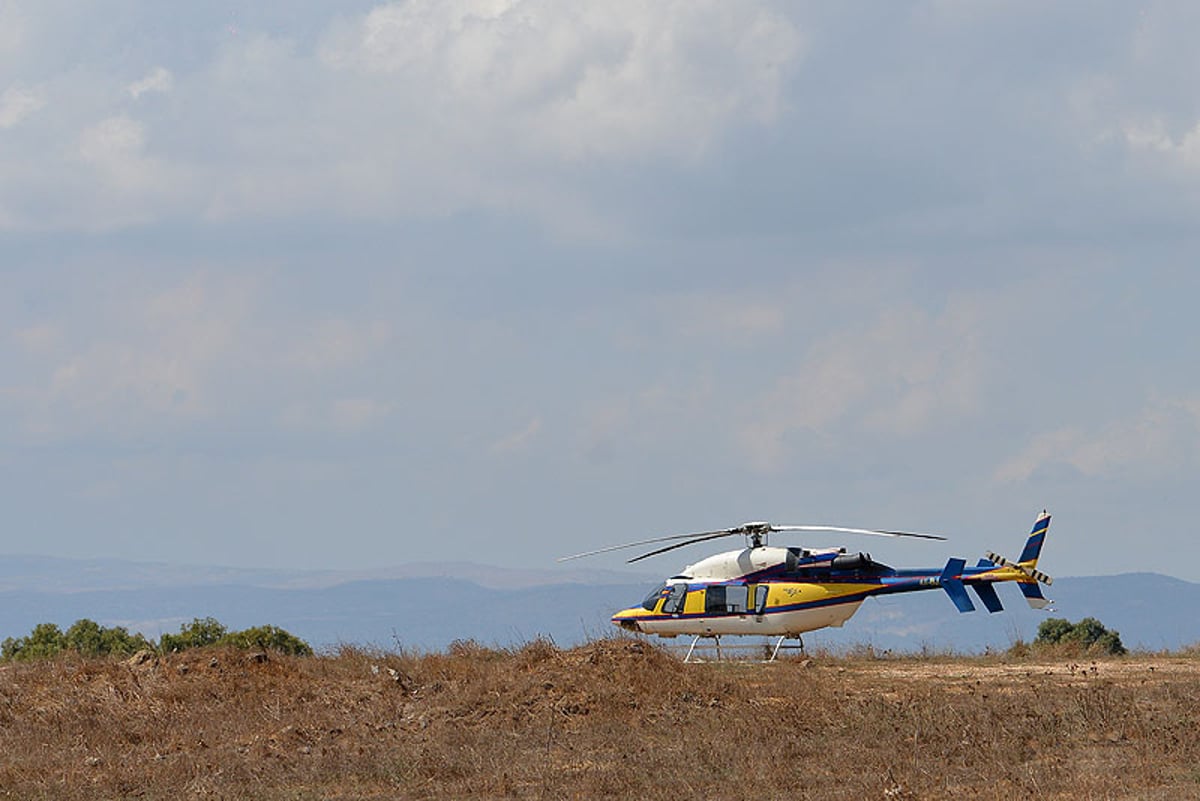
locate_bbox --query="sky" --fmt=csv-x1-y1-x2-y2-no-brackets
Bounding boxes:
2,1,1200,580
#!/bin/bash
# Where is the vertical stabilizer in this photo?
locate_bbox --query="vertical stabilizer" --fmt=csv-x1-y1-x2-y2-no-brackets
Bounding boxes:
1018,510,1051,566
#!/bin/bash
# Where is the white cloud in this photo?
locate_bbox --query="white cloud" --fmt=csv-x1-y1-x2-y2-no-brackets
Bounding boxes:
288,319,392,372
68,114,194,227
279,397,393,433
13,323,63,355
995,396,1200,483
0,85,44,128
78,115,146,165
127,66,173,99
320,0,803,162
2,267,420,444
331,397,391,432
0,4,26,60
7,274,258,438
740,304,983,471
1123,118,1200,169
491,417,542,454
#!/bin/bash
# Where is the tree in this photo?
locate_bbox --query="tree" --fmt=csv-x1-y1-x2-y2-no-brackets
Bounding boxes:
1,623,66,661
2,617,308,661
159,617,228,653
219,625,313,656
158,618,312,656
1,620,155,661
99,624,153,656
64,619,105,657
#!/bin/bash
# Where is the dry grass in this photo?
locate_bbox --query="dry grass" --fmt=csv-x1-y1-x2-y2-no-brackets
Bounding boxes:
2,639,1199,799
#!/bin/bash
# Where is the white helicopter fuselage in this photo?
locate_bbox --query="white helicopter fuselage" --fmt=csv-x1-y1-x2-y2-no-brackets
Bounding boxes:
617,545,866,638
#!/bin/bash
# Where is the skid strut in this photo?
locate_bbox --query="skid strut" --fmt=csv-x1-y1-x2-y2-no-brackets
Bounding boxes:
681,634,804,663
684,634,720,663
768,635,804,661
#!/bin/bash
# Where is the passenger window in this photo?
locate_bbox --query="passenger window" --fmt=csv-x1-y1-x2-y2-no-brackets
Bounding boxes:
755,585,769,614
725,584,749,613
704,585,726,614
704,584,749,614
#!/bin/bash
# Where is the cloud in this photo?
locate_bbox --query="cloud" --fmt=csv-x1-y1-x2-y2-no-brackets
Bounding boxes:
127,67,173,99
0,5,26,61
320,0,803,162
287,319,392,372
491,417,542,454
1122,117,1200,177
3,273,259,439
78,115,147,167
0,85,44,128
995,396,1200,484
739,303,983,471
0,2,804,233
279,397,393,433
65,114,196,228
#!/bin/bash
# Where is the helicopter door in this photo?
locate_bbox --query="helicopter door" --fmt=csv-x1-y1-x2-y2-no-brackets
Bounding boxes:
754,585,770,615
662,584,687,615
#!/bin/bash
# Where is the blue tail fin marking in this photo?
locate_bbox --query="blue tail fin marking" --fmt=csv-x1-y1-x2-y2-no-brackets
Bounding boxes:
1018,511,1051,564
1019,581,1050,609
971,582,1004,613
940,558,974,613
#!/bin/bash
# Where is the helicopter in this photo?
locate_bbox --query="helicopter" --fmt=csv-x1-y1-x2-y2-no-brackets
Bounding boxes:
560,511,1053,660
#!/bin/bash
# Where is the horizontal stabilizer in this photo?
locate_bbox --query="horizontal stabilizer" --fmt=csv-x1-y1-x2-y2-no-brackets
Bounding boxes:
985,550,1054,586
940,558,974,613
971,582,1004,613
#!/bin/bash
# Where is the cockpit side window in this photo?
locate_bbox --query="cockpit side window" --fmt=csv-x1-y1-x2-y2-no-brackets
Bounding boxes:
662,584,688,615
641,582,668,612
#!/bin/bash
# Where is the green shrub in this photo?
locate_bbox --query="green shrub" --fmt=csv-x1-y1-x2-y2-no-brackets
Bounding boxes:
65,619,152,658
159,617,228,653
3,617,312,660
159,617,311,656
2,622,66,661
1035,616,1127,655
2,620,153,661
218,625,313,656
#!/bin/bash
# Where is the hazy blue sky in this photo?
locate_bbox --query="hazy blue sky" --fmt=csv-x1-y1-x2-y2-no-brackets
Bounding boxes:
3,1,1199,579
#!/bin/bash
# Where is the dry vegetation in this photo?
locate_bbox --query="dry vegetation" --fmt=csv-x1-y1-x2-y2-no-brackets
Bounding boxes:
2,639,1199,800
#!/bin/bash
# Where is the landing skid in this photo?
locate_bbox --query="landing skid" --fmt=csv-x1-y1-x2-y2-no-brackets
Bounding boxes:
680,634,805,663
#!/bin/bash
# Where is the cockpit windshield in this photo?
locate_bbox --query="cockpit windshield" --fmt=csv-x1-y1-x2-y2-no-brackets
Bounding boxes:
641,582,668,611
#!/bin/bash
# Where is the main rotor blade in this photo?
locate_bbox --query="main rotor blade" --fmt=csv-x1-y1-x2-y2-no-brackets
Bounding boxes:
558,521,946,563
626,531,737,564
556,528,732,562
769,525,945,541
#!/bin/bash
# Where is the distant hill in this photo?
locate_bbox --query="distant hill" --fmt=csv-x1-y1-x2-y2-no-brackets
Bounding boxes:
1,555,1196,652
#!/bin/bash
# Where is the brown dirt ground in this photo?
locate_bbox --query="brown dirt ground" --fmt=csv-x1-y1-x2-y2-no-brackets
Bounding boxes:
1,641,1199,800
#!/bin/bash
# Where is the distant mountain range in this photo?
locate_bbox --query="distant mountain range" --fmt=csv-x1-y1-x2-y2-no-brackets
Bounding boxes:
1,555,1196,653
